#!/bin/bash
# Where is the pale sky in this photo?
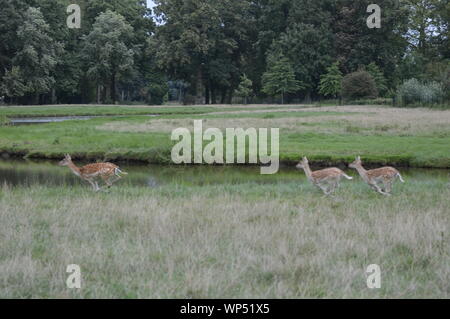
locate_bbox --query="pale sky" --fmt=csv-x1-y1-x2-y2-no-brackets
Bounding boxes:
146,0,156,9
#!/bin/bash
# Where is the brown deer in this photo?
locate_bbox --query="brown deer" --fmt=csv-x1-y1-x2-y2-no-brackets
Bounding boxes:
349,156,404,196
59,154,127,191
296,156,353,195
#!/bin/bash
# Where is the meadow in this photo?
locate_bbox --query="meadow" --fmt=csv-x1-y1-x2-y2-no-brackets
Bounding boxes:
0,172,448,298
0,104,449,298
0,104,449,167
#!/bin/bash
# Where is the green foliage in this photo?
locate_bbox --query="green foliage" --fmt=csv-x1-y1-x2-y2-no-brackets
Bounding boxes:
341,71,378,100
82,10,135,103
1,66,27,98
319,62,343,98
262,54,304,104
144,75,170,105
11,7,63,99
235,74,253,104
0,115,11,126
0,0,447,105
366,63,388,97
396,78,445,107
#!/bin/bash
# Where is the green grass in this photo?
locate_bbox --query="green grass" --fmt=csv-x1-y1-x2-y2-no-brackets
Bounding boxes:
0,174,448,298
0,105,305,118
0,104,449,168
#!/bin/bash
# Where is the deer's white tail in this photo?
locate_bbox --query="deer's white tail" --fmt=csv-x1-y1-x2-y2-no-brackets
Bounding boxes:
397,173,405,183
115,168,128,176
342,173,353,180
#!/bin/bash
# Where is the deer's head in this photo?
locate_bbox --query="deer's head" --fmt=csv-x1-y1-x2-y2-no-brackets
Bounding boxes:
59,154,72,166
296,156,309,170
349,156,362,169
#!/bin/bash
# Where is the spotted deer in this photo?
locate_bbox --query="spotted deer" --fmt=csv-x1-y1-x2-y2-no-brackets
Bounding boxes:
296,156,353,195
349,156,404,196
58,154,127,191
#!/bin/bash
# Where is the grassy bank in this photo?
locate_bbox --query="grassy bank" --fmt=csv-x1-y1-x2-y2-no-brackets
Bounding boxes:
0,104,302,118
0,175,448,298
0,105,449,168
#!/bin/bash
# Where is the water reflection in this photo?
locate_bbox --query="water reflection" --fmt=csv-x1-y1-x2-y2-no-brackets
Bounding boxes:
0,159,448,188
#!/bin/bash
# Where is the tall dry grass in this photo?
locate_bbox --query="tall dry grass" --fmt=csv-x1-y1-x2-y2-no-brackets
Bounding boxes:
0,176,448,298
97,105,450,137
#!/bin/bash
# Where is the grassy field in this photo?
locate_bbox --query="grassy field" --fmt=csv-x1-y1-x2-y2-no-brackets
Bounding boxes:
0,174,448,298
0,104,301,118
0,104,449,167
0,104,449,298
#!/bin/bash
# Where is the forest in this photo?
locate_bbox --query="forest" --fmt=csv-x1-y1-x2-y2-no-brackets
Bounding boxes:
0,0,448,106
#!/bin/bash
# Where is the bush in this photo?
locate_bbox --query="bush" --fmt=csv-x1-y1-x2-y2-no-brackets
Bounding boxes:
396,78,445,107
341,71,378,100
347,98,393,106
0,115,11,126
183,94,196,105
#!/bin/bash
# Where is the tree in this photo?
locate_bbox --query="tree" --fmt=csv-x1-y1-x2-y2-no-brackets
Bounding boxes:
154,0,254,104
262,53,303,104
11,7,63,104
319,62,343,99
341,70,378,100
333,0,408,86
1,66,27,104
366,62,388,97
0,0,28,76
82,10,135,103
234,74,253,104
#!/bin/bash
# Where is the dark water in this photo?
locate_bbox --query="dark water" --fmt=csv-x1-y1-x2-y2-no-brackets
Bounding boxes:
0,159,448,188
10,116,96,125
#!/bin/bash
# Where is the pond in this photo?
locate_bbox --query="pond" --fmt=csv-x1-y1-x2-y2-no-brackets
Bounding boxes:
0,159,448,188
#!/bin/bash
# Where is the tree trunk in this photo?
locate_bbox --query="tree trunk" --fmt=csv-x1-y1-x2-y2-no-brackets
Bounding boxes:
34,93,40,105
205,81,210,105
220,88,227,104
211,82,217,104
51,88,57,104
97,85,101,104
195,68,203,105
111,73,116,104
227,90,233,104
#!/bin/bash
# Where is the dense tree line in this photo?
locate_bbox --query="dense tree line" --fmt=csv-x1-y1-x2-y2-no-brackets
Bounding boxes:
0,0,448,105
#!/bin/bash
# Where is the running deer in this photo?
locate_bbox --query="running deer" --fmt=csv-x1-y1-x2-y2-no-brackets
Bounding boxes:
349,156,404,196
296,156,353,195
58,154,127,191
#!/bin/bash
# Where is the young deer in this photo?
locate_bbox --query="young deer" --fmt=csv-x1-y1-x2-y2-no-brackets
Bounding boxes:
296,156,353,195
349,156,404,196
59,154,127,192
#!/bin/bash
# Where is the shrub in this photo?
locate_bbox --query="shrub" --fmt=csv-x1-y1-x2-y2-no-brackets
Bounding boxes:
183,94,196,105
396,78,445,107
0,115,11,126
341,71,378,100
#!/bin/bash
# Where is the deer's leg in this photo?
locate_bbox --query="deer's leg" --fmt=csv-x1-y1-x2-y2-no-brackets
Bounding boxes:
94,181,101,192
101,175,113,188
384,180,393,194
320,183,331,196
332,181,339,194
372,183,389,196
87,179,97,191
